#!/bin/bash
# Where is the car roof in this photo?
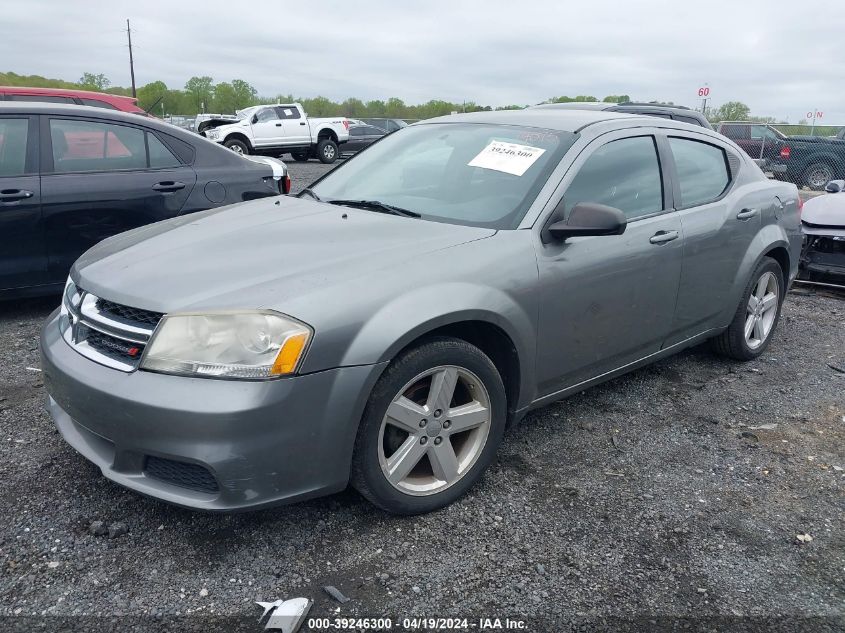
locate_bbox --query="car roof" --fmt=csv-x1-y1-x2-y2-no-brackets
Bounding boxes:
531,102,612,111
0,101,194,138
0,85,139,104
421,108,649,133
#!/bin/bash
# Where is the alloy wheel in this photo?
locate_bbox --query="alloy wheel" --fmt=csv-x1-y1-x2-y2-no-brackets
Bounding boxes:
807,165,832,189
745,271,779,349
230,144,244,155
378,365,492,496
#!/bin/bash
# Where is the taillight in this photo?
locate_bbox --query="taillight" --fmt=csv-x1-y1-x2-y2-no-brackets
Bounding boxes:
797,196,804,217
780,146,791,159
281,174,291,194
342,119,350,130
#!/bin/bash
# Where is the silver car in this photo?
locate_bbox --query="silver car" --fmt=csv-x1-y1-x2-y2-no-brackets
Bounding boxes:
41,110,802,514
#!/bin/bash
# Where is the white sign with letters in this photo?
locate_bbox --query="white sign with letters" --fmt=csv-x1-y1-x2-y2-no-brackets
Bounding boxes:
468,140,546,176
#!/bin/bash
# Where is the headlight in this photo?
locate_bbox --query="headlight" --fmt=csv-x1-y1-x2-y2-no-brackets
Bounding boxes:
141,311,311,379
205,130,219,139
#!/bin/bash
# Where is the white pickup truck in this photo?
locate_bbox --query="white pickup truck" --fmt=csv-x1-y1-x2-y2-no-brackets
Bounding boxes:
201,103,350,164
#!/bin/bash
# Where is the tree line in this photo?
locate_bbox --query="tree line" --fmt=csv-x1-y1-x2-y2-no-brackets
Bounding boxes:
0,72,638,118
1,71,790,126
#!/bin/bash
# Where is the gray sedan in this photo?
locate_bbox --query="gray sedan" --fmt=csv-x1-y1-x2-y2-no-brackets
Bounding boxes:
41,109,802,514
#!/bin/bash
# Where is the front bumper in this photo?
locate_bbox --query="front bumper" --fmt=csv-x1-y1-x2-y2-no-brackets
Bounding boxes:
798,236,845,285
40,309,385,511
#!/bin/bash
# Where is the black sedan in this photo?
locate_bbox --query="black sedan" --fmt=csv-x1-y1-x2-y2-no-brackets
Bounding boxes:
0,103,289,298
341,124,386,155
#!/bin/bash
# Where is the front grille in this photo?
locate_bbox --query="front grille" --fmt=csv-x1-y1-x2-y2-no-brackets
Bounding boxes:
61,288,161,372
144,456,219,494
96,298,163,327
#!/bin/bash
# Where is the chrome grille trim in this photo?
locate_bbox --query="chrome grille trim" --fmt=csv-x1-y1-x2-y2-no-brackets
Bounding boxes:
79,294,153,343
60,283,162,372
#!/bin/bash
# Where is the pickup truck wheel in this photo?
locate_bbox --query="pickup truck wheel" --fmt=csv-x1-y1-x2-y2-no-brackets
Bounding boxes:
803,162,834,190
224,139,250,155
290,151,309,162
316,139,338,164
350,337,506,515
711,257,783,361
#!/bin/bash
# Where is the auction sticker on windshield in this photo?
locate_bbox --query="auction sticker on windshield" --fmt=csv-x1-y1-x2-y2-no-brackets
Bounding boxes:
468,140,546,176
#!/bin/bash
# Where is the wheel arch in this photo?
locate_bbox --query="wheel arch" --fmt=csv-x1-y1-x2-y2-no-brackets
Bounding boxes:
317,128,339,143
763,245,791,288
222,132,252,150
719,227,793,328
390,320,523,425
323,283,538,419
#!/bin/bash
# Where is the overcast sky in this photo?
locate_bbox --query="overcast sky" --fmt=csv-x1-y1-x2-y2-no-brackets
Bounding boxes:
3,0,844,122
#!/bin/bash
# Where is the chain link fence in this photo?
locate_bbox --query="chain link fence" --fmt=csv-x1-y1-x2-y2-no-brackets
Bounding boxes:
717,122,845,190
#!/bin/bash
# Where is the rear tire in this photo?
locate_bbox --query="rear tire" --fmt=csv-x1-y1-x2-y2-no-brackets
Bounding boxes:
316,139,338,164
223,138,250,155
351,337,506,515
803,162,834,190
711,257,784,361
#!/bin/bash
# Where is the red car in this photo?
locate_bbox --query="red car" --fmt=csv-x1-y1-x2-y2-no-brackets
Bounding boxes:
0,86,145,114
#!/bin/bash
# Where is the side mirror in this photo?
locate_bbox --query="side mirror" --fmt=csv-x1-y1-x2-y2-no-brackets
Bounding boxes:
825,180,843,193
546,202,627,241
251,114,259,124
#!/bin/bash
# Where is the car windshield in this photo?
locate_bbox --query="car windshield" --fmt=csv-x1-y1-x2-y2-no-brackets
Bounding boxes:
309,123,577,229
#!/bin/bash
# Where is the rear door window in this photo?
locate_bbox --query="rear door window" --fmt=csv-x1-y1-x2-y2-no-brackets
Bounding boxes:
564,135,664,220
668,137,730,208
0,118,29,177
276,107,301,120
49,119,147,172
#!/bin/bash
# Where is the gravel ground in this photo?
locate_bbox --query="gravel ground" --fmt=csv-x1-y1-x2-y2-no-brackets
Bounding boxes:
1,161,843,632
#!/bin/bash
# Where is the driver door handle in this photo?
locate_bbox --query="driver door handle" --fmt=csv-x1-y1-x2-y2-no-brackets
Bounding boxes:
0,188,34,203
649,230,679,245
736,208,759,220
275,123,282,127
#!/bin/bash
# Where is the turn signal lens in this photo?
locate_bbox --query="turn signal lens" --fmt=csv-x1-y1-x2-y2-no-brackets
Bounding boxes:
271,331,310,375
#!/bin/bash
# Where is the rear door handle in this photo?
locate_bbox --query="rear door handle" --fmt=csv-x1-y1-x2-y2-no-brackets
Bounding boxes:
275,123,282,127
0,188,34,203
736,208,759,220
299,122,306,126
649,230,679,245
152,181,186,193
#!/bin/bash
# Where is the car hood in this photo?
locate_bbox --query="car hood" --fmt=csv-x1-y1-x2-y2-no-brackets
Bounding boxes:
72,196,496,312
801,193,845,232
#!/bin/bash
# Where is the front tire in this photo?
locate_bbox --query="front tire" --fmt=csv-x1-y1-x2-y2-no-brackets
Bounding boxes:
224,138,250,155
290,150,309,162
316,139,338,164
351,337,506,515
711,257,783,361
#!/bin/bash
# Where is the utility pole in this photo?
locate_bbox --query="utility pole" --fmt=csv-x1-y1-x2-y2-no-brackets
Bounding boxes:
126,19,137,98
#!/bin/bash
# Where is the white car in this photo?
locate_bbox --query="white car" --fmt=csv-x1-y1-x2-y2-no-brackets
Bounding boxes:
799,180,845,286
202,103,350,163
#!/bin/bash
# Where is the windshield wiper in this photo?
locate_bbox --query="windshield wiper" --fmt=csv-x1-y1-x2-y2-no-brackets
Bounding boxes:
299,188,321,201
326,199,421,218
